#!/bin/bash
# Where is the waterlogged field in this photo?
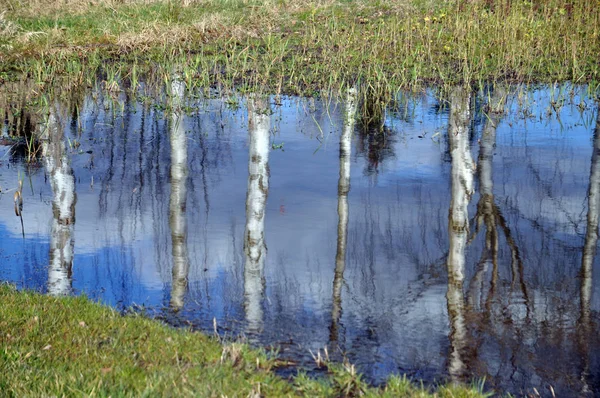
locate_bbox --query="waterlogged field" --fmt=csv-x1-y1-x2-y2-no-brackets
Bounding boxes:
0,81,599,396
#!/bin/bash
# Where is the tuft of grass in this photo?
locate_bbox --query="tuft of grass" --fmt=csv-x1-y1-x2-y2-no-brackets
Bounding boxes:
0,283,489,397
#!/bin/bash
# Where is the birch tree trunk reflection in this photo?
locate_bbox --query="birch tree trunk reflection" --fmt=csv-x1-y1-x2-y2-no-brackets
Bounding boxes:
330,87,358,343
468,90,505,310
467,89,529,320
169,77,190,311
446,87,474,381
578,112,600,393
244,97,270,335
43,106,76,296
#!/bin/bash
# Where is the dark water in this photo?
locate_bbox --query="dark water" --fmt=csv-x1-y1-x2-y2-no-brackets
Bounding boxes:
1,82,600,396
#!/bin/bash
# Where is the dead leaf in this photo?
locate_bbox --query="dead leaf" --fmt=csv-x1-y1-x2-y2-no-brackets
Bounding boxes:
42,344,52,350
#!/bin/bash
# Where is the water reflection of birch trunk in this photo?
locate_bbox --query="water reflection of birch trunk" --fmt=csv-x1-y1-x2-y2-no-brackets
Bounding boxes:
330,87,357,343
578,112,600,393
43,106,76,296
468,91,504,309
244,97,270,335
467,89,530,318
169,77,190,311
446,87,474,382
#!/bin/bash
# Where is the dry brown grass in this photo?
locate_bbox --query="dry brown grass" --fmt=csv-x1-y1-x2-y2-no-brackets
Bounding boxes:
0,11,18,37
1,0,340,16
2,0,162,15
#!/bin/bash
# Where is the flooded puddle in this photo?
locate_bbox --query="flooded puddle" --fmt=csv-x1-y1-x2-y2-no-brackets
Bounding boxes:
1,82,599,395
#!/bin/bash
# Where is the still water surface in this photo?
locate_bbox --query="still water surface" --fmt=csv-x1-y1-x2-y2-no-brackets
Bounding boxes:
1,84,599,395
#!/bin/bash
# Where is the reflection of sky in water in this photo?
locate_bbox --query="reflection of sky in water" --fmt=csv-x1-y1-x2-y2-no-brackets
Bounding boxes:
0,86,599,395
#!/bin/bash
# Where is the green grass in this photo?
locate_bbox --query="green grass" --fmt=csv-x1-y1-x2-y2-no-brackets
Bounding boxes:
0,283,489,397
0,0,599,100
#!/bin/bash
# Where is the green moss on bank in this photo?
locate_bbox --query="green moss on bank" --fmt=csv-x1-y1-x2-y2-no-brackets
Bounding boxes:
0,284,487,397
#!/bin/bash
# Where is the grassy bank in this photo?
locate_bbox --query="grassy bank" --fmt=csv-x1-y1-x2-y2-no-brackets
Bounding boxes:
0,284,487,397
0,0,599,99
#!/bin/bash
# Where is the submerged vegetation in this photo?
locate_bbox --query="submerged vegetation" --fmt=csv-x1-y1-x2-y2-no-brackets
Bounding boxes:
0,0,599,101
0,284,488,397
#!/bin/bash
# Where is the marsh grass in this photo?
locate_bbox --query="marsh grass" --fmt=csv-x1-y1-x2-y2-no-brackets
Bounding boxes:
0,75,597,168
0,0,598,102
0,284,488,397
